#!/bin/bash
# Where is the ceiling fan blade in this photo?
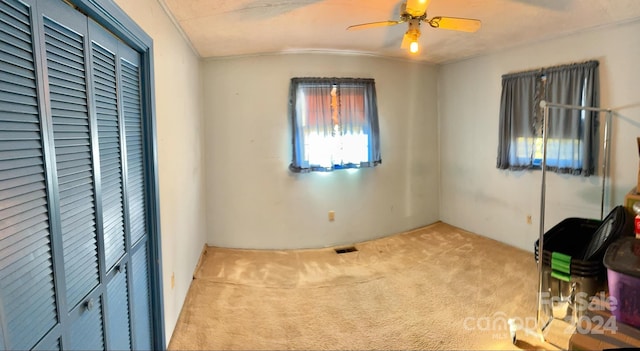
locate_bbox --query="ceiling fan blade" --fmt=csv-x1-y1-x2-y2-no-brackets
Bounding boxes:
405,0,431,17
347,20,402,31
428,17,481,32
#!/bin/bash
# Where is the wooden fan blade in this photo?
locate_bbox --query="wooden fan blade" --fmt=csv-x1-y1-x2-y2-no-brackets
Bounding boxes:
347,20,402,31
405,0,431,17
429,17,481,32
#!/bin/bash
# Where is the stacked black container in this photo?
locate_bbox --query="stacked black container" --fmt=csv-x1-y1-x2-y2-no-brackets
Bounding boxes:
534,205,634,323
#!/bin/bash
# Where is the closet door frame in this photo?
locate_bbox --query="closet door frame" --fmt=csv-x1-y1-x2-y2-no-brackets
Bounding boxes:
66,0,165,348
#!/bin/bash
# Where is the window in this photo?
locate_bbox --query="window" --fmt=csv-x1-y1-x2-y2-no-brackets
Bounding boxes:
496,60,600,176
289,78,382,172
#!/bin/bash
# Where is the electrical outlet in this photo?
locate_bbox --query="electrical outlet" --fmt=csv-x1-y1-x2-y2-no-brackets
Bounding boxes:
526,215,532,225
171,272,175,289
328,210,335,222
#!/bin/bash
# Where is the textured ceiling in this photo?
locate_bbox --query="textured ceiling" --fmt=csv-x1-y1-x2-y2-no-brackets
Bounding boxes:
160,0,640,64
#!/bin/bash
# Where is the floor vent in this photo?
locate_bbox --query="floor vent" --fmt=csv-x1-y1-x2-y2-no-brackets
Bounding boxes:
334,246,358,254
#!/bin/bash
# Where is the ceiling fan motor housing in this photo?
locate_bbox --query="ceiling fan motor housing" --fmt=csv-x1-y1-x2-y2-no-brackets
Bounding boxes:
406,19,421,38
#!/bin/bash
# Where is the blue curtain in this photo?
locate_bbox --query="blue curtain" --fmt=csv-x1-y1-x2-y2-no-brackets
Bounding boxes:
289,78,381,172
496,60,600,176
496,70,539,170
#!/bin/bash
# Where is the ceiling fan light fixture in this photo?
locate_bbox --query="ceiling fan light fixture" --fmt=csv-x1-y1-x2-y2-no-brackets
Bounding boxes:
404,19,421,54
346,0,480,54
409,40,419,54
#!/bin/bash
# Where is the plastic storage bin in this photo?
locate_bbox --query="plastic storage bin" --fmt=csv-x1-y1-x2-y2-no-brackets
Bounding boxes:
535,218,604,321
535,218,604,279
604,237,640,328
534,206,633,322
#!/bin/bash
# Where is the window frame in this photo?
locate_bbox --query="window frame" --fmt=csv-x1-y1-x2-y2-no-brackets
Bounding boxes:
289,77,382,173
496,61,599,176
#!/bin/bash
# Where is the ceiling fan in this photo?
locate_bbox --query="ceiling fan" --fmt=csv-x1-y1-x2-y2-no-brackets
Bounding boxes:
346,0,481,54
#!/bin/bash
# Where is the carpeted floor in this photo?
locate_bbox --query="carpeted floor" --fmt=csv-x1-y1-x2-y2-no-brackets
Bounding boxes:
168,222,559,350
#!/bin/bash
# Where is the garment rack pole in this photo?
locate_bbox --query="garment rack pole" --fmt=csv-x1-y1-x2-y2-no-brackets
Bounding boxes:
536,100,613,333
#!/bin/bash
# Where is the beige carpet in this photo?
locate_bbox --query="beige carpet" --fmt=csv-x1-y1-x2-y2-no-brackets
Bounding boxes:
169,222,558,350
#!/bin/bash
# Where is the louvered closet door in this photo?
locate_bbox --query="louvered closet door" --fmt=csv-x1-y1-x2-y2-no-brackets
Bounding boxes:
88,19,153,350
120,46,153,351
0,0,159,349
88,20,131,350
39,1,105,349
0,0,59,349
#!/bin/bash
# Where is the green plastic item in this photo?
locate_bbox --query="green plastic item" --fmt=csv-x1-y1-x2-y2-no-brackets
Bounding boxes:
551,270,571,282
551,251,572,282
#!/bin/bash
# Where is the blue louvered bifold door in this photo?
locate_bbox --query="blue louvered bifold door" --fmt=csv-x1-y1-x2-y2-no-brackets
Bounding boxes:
0,0,162,350
87,20,131,350
39,2,105,350
120,47,153,351
0,0,59,350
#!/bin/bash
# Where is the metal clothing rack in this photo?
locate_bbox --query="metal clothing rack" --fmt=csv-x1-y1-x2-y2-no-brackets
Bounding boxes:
511,100,615,348
537,100,613,332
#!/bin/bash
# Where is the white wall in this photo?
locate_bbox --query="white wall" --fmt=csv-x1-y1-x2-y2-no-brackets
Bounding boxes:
439,20,640,252
113,0,207,344
203,53,440,249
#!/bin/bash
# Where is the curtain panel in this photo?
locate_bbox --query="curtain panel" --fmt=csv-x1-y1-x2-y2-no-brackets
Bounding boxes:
289,78,382,173
496,60,600,176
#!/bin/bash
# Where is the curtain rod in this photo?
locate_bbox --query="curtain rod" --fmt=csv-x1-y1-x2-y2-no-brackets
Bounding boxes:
502,60,599,79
